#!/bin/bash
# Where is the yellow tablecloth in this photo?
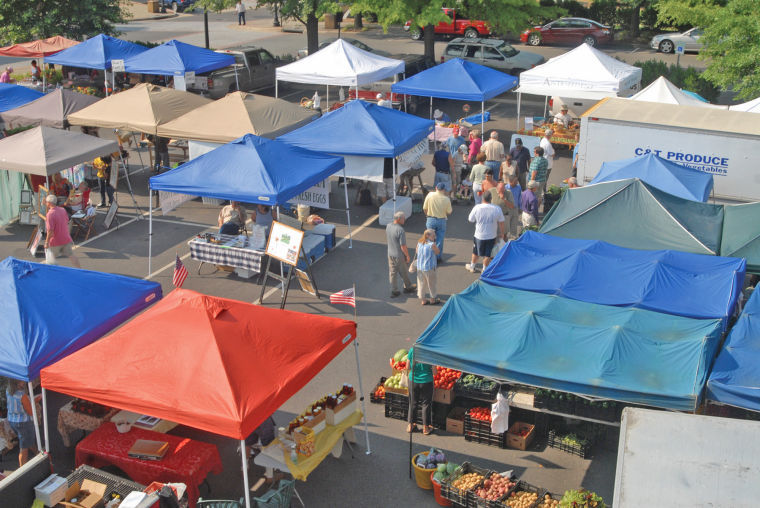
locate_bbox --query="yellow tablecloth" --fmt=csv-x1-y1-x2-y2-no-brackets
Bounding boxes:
278,410,363,481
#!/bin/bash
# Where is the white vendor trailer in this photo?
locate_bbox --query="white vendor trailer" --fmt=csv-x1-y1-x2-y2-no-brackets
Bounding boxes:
577,98,760,202
614,407,760,507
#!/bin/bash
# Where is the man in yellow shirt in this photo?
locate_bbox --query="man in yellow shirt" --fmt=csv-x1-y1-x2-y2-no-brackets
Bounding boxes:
93,155,114,207
422,182,453,262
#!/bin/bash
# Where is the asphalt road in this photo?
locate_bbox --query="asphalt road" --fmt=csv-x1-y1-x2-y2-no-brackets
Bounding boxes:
0,11,675,507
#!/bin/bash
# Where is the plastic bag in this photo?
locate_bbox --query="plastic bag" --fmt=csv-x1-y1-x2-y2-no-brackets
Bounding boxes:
400,372,409,388
490,391,510,434
491,237,506,258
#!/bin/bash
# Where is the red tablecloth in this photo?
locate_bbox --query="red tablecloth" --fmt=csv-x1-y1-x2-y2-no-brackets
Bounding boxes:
75,423,222,508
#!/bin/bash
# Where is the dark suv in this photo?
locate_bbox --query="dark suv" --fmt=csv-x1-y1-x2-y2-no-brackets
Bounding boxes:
160,0,196,13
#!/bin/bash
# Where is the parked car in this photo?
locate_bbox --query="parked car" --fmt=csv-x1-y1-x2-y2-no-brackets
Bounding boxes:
404,8,490,40
442,38,544,75
187,46,280,99
297,38,392,59
159,0,195,13
520,17,612,47
650,28,704,54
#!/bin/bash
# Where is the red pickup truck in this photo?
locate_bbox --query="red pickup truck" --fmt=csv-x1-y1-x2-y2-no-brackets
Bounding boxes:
404,8,490,40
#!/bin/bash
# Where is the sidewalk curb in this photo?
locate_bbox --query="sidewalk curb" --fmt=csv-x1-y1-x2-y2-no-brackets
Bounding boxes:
129,12,180,22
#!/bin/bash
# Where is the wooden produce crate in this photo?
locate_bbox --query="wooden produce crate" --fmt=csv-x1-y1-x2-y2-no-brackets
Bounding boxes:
505,422,535,451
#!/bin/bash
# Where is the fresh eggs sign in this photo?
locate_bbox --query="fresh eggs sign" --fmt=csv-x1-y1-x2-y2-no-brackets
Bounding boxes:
633,148,729,176
288,179,329,210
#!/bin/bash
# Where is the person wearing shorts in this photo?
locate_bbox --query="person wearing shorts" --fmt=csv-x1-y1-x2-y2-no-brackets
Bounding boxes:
466,190,505,272
6,379,38,466
44,194,81,268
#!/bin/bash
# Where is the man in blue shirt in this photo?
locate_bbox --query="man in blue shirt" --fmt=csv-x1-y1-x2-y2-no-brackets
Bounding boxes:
446,127,467,156
509,138,531,190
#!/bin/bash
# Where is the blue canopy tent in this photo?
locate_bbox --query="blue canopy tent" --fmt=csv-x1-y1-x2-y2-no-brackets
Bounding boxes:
706,289,760,412
123,39,235,88
0,257,162,450
0,83,44,112
391,58,517,139
414,281,723,411
590,152,714,202
481,231,744,326
46,34,148,96
147,133,345,273
279,100,433,209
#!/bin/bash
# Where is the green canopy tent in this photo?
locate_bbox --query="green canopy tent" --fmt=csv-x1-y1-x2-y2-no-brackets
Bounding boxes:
539,178,723,256
721,202,760,273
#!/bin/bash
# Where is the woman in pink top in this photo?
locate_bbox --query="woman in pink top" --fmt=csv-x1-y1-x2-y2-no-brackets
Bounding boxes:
0,67,13,83
468,129,482,165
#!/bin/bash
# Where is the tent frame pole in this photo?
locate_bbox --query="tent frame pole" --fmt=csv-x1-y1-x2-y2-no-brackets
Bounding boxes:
27,381,42,453
353,330,371,454
516,92,521,131
42,387,49,453
240,439,251,508
275,79,278,98
392,157,397,214
234,66,240,91
342,167,352,248
131,133,149,175
42,56,46,92
148,191,153,277
326,84,329,110
543,96,548,117
116,131,143,216
481,100,485,143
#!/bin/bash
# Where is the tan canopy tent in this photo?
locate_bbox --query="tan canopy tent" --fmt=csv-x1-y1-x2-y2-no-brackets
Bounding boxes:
157,91,319,143
0,126,117,176
0,88,101,129
67,83,211,135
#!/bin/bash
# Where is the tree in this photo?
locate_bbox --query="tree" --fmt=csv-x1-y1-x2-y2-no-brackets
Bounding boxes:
258,0,340,55
0,0,125,45
657,0,760,100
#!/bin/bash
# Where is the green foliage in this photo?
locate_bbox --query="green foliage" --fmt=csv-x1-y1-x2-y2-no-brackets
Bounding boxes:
258,0,340,25
657,0,759,100
461,0,565,37
129,40,165,49
0,0,125,45
633,59,720,102
559,489,607,508
195,0,237,11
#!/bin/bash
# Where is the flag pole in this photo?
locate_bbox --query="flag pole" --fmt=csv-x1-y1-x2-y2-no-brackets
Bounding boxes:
352,283,371,454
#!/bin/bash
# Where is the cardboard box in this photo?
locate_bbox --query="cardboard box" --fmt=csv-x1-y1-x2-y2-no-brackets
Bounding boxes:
506,422,535,451
433,387,453,404
35,474,68,507
57,479,107,508
446,407,466,435
303,410,326,435
325,391,357,426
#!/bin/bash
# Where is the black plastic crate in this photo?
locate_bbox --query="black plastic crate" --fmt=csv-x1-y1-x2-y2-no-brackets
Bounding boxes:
547,429,594,459
500,481,546,508
440,462,491,507
454,375,500,402
472,473,518,508
384,392,447,429
370,377,387,404
464,411,506,448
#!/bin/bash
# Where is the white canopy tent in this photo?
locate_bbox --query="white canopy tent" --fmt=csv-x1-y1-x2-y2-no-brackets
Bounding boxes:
729,96,760,113
630,76,726,109
275,39,405,108
515,44,642,127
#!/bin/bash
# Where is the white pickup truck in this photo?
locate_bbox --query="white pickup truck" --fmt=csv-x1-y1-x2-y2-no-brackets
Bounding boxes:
188,45,279,99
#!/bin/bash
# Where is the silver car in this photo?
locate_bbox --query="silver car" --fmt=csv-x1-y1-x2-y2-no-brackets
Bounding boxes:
650,28,704,54
442,38,544,75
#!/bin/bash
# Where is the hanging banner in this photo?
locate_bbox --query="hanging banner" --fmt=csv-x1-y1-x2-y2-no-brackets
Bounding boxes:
288,179,329,209
397,139,428,174
160,191,193,215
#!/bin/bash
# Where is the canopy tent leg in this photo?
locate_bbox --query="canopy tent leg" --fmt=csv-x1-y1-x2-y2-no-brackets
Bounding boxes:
543,96,548,117
481,101,485,143
27,381,42,453
342,167,352,248
409,410,413,478
275,80,278,98
116,133,143,216
276,205,285,295
42,56,46,92
353,336,371,454
240,439,251,508
326,84,329,110
392,157,397,214
235,66,240,91
112,71,116,96
516,92,522,131
131,133,149,175
148,193,153,277
42,387,49,453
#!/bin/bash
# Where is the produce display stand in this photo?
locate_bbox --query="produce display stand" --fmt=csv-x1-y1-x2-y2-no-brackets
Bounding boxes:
516,125,578,150
508,388,621,428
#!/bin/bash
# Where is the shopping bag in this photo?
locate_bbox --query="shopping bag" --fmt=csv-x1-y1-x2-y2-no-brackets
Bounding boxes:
400,371,409,389
491,391,510,434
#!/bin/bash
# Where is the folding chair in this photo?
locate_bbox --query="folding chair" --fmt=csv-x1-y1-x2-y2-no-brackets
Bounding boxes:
71,206,96,241
197,498,243,508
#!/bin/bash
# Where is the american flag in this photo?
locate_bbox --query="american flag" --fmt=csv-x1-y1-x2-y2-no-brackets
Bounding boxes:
329,288,355,307
173,255,188,288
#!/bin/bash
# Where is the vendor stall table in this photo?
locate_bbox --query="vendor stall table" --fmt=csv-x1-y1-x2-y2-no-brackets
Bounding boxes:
428,125,455,142
188,235,264,275
75,422,222,508
517,128,578,149
507,388,620,427
111,409,179,434
254,410,362,482
58,399,120,447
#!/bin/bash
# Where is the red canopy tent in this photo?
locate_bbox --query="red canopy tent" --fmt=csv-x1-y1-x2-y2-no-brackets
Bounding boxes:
41,289,364,507
0,36,79,57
